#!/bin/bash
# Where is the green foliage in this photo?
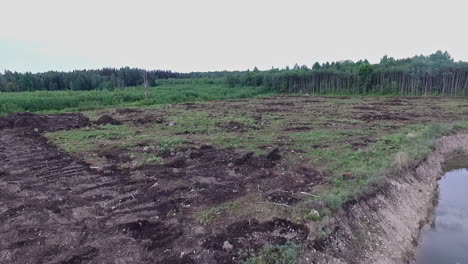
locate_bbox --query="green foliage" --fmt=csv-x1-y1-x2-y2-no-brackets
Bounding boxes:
222,51,468,96
246,244,298,264
46,125,134,152
0,83,276,116
290,130,341,144
304,210,321,221
357,64,374,93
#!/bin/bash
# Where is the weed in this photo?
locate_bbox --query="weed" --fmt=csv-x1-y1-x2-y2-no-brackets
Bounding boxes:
304,209,321,222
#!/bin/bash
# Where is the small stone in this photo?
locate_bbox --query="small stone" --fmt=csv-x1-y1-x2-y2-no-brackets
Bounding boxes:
406,132,416,138
222,241,233,251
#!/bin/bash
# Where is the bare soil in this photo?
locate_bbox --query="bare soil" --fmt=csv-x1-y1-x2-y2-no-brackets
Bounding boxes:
0,114,318,264
1,96,467,264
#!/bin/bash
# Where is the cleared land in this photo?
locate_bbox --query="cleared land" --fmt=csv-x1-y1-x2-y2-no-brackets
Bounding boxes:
1,95,468,263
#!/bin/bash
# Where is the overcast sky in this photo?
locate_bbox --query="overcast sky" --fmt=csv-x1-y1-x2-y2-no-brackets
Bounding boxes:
1,0,467,73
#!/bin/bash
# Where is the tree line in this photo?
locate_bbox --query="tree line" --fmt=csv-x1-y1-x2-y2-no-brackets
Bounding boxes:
0,67,181,92
227,51,468,96
2,51,468,96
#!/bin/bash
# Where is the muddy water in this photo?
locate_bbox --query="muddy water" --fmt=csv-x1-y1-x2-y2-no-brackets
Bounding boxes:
414,154,468,264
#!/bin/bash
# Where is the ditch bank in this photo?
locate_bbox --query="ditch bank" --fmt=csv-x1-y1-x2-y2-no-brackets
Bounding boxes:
307,132,468,264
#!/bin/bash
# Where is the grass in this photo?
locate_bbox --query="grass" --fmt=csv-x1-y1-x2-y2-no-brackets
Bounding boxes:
245,244,298,264
46,124,185,155
199,201,240,225
0,83,277,116
315,122,468,211
46,125,135,152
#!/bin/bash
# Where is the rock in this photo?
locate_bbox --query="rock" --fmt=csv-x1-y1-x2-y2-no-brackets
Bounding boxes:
222,241,233,251
406,132,416,138
95,115,121,126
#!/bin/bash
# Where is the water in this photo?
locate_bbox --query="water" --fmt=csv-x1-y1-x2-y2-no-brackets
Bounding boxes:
414,155,468,264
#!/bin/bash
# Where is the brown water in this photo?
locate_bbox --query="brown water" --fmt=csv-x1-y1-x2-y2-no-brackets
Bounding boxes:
414,155,468,264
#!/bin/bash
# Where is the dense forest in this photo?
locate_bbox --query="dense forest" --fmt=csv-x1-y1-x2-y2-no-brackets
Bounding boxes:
227,51,468,96
2,51,468,96
0,68,181,92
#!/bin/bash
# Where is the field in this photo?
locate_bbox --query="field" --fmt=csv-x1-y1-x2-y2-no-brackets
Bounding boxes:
0,81,275,116
1,95,468,263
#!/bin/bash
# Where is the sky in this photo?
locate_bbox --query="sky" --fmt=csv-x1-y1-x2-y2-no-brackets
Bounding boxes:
1,0,468,73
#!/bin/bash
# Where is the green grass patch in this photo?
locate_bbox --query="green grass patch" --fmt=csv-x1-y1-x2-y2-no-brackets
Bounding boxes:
0,83,276,116
245,244,298,264
316,122,468,211
46,125,135,152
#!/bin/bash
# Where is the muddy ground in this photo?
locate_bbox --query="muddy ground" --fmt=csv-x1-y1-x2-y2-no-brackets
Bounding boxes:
0,96,467,264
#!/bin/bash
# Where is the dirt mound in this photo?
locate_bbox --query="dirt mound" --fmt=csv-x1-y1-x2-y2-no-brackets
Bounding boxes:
95,115,121,125
266,147,281,161
0,112,90,131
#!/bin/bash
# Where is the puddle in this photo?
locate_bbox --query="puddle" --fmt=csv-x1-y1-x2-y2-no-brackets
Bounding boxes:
413,154,468,264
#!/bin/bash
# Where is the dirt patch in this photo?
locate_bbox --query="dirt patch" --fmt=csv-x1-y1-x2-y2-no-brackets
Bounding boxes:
218,121,248,132
0,112,90,132
266,190,299,205
256,108,288,113
97,146,132,163
2,94,468,264
283,126,311,132
95,115,121,125
119,220,182,250
115,108,143,115
360,112,409,122
203,218,309,262
133,114,165,125
353,106,384,111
